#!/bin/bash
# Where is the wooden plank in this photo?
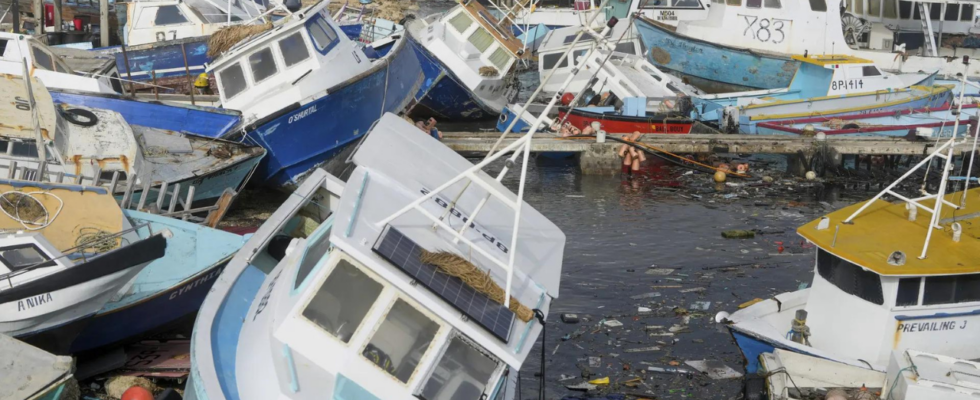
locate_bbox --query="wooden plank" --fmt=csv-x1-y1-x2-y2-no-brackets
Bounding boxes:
204,188,237,228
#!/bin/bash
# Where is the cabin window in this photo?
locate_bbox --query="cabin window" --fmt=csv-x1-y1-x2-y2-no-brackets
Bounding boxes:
363,299,439,383
962,4,974,21
468,28,495,53
853,0,863,14
488,47,511,70
615,42,636,54
883,0,897,18
764,0,780,8
0,40,7,56
862,66,881,76
154,6,189,26
896,277,921,306
808,0,827,11
746,0,761,8
923,275,980,305
674,0,700,7
725,0,741,6
816,249,884,305
541,53,568,70
0,244,51,270
31,46,55,71
294,222,331,291
307,15,339,54
419,336,499,400
218,63,248,100
869,0,881,17
944,4,959,21
898,0,911,18
302,259,383,343
712,0,723,4
248,48,278,84
278,32,310,67
929,3,941,19
449,11,474,34
10,141,39,158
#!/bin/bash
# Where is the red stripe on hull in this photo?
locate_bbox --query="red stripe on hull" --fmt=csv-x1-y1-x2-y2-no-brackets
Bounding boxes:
560,111,693,134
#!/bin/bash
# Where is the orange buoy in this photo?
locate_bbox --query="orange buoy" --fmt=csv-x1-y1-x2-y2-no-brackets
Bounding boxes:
121,386,153,400
561,93,574,106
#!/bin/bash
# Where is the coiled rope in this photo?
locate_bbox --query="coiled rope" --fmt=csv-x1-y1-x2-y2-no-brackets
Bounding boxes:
0,191,63,231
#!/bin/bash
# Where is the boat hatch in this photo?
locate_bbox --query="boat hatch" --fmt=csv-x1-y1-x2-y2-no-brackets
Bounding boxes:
0,242,56,273
291,251,505,398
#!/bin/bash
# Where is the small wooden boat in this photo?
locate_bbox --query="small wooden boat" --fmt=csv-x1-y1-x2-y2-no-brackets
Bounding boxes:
0,333,73,400
559,106,694,134
756,103,980,137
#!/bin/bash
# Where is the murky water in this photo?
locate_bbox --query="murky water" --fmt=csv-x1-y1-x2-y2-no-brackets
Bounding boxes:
477,156,878,399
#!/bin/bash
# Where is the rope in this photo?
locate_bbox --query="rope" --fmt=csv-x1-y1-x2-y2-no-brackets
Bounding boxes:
74,227,120,254
886,365,916,400
0,191,63,231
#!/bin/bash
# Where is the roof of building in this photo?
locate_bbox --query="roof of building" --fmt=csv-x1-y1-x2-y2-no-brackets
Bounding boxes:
798,187,980,277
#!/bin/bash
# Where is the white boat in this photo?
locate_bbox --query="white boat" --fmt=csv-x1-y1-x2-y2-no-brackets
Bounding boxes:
0,178,168,354
634,0,980,91
0,32,118,94
0,333,74,400
123,0,266,47
693,54,950,133
840,0,980,49
716,79,980,374
507,0,710,28
406,2,529,120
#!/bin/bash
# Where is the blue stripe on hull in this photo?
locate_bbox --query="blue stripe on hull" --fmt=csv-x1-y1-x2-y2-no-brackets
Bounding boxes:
634,18,797,90
208,265,267,400
124,154,263,206
744,93,952,134
248,36,423,187
110,38,211,81
731,330,777,374
50,91,240,138
407,36,497,121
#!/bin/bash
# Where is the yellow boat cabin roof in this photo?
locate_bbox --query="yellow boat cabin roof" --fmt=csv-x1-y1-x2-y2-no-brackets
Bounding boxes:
798,187,980,277
0,180,122,251
791,54,874,67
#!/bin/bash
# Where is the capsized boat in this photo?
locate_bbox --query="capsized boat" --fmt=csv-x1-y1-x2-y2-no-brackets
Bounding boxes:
406,1,529,120
68,210,245,353
0,333,74,400
634,0,980,91
693,55,951,133
0,179,167,354
559,105,695,134
716,103,980,373
511,0,710,28
756,101,980,136
210,0,424,188
185,111,565,400
0,32,119,94
0,75,265,208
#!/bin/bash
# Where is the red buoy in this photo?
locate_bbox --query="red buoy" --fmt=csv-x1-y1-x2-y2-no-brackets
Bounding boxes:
560,93,574,106
121,386,153,400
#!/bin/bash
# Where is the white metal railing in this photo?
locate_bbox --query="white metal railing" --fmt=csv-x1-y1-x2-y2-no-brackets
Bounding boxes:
843,69,980,259
378,1,618,307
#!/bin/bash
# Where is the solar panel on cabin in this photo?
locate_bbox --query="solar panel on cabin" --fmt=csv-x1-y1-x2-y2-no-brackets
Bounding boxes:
373,227,515,342
563,34,595,44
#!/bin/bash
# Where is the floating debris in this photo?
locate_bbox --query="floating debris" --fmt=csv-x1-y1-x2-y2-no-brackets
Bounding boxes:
630,292,662,300
721,229,756,239
684,360,743,380
624,346,661,353
603,319,624,328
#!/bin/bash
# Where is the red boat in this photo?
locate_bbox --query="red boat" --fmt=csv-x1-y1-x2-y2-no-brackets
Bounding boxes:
558,107,694,134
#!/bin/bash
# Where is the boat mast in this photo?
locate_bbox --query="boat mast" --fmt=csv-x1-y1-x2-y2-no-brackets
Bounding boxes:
842,57,980,259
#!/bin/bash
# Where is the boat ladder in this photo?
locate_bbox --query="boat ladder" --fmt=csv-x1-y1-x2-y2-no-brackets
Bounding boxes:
917,2,939,57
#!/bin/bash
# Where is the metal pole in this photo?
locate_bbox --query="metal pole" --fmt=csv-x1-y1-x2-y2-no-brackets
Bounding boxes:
21,60,45,179
100,0,108,46
33,0,42,34
181,42,196,105
11,0,19,33
152,70,159,100
120,45,136,95
53,0,62,32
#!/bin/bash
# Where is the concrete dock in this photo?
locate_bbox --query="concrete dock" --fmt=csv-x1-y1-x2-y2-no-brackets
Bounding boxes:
442,132,977,175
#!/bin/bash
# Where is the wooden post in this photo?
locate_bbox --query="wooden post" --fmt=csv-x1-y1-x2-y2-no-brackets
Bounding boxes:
151,70,159,100
137,181,151,211
120,45,136,95
155,181,168,212
180,42,196,105
53,0,62,32
99,0,108,47
109,171,120,193
12,0,20,33
204,189,237,228
33,0,42,34
168,183,180,213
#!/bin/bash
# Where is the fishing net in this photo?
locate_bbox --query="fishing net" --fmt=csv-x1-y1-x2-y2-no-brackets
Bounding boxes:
74,227,121,254
419,249,533,322
207,22,274,58
479,66,499,77
0,191,63,230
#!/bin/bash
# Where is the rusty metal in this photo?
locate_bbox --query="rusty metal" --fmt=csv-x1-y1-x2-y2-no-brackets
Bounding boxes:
120,45,136,96
180,43,196,106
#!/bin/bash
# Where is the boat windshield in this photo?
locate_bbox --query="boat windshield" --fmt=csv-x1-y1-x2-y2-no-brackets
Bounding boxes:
184,0,265,24
816,249,884,305
418,335,500,400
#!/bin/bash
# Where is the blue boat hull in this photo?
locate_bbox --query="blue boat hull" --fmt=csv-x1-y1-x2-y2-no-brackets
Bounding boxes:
634,18,798,91
106,37,211,82
731,329,777,374
69,213,244,353
407,35,498,121
242,35,424,187
50,90,240,138
740,93,951,134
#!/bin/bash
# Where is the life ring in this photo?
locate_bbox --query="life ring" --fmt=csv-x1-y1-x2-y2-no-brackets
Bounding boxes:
60,108,98,127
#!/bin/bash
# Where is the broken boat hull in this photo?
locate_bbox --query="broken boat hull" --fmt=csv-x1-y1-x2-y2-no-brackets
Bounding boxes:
103,37,211,82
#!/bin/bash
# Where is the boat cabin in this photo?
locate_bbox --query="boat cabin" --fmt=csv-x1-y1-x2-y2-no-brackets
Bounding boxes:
203,114,563,400
536,22,641,95
0,33,117,93
124,0,266,46
517,0,709,27
209,2,370,121
842,0,979,50
787,54,929,96
793,187,980,369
